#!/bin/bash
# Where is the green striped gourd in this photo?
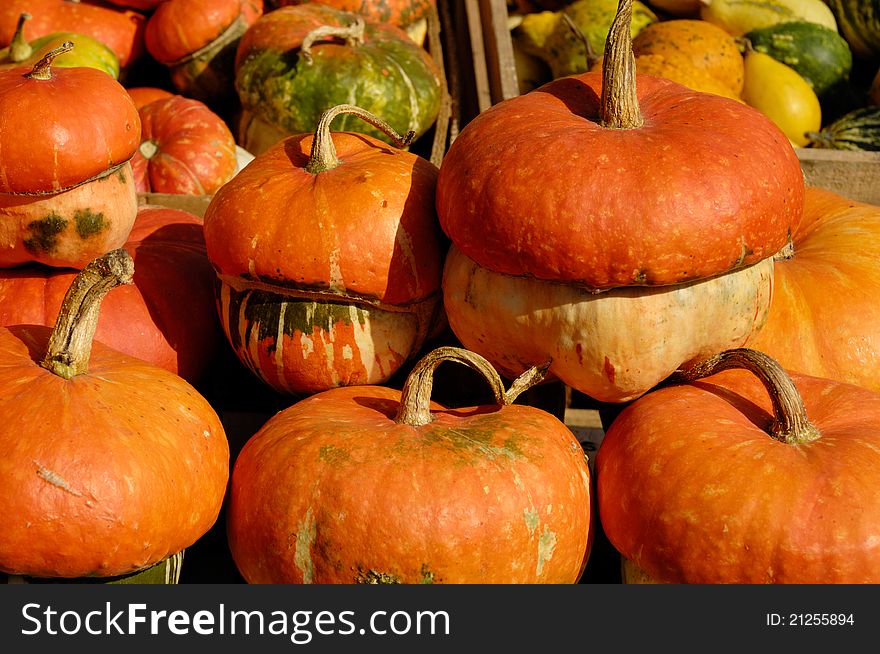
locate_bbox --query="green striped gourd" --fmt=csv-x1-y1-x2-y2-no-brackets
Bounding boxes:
806,106,880,150
700,0,838,35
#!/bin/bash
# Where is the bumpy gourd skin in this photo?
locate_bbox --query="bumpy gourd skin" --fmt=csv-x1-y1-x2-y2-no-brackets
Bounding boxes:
234,5,442,146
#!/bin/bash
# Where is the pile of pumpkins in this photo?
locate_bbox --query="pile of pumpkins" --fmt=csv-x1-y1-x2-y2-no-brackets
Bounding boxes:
2,0,880,585
510,0,880,150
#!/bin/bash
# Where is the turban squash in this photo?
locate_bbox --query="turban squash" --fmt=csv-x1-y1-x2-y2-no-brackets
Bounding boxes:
437,0,800,402
227,347,593,584
0,44,140,269
233,3,442,154
203,104,445,395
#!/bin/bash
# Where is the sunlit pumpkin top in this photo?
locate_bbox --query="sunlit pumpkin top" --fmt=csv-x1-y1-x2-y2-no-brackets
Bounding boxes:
0,43,141,194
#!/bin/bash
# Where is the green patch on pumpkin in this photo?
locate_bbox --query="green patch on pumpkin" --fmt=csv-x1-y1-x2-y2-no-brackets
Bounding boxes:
355,569,401,584
23,214,67,254
223,286,369,354
318,444,352,464
74,209,108,239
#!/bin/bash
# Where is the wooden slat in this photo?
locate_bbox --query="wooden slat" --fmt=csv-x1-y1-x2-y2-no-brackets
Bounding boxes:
478,0,520,104
464,0,493,114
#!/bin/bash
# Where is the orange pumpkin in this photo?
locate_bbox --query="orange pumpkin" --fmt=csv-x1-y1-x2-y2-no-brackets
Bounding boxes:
131,95,238,195
144,0,262,102
203,104,445,395
597,348,880,583
0,44,140,269
0,249,229,579
126,85,174,110
747,187,880,392
228,347,593,583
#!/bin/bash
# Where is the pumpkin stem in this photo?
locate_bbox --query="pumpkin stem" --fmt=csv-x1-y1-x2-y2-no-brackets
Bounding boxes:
672,348,822,445
9,12,32,62
41,249,135,380
24,40,73,81
600,0,643,129
561,12,598,71
300,17,365,65
394,346,549,427
306,104,416,174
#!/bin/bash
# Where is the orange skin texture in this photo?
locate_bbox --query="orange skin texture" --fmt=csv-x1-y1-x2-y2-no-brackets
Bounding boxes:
597,368,880,583
0,206,223,382
436,72,804,290
145,0,243,64
0,0,147,68
631,19,745,95
131,95,238,195
228,385,593,583
103,0,165,10
204,133,443,306
126,86,174,110
273,0,435,27
0,65,140,194
746,187,880,393
0,325,229,578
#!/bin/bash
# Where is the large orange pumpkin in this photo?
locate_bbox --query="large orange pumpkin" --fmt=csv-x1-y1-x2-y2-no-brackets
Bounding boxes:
437,2,801,290
228,347,593,584
203,104,445,395
746,187,880,393
0,44,140,269
0,205,222,383
437,0,793,403
0,249,229,579
597,348,880,583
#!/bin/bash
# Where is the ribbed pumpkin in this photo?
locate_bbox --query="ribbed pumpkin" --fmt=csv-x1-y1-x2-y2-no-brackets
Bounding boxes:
131,94,238,195
228,347,593,584
0,249,229,580
0,12,120,78
0,205,222,383
0,0,146,69
233,3,442,154
274,0,435,36
436,0,800,402
806,106,880,150
145,0,263,103
597,348,880,583
203,104,445,395
0,44,140,269
746,187,880,392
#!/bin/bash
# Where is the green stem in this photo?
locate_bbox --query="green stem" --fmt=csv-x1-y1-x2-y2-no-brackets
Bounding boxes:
600,0,643,129
41,249,134,380
672,348,822,445
306,104,415,174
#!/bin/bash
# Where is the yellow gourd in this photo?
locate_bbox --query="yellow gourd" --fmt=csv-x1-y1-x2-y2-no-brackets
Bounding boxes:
699,0,837,36
741,49,821,147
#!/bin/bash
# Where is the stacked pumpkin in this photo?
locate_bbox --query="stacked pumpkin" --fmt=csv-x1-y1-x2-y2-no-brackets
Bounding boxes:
437,0,802,404
0,42,230,582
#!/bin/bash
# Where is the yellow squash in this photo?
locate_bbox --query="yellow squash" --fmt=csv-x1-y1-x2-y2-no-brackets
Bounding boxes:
741,49,821,147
